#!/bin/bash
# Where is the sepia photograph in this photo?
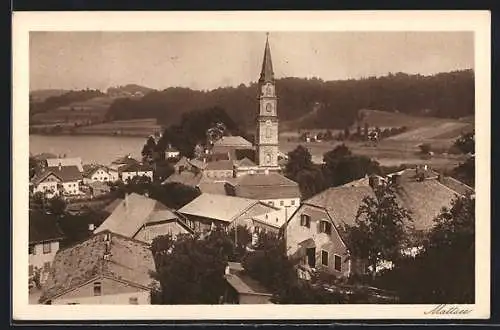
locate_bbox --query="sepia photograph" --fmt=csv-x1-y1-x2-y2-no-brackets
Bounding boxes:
13,11,490,320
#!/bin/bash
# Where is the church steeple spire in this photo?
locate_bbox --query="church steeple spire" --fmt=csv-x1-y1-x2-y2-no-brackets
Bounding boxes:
259,33,274,83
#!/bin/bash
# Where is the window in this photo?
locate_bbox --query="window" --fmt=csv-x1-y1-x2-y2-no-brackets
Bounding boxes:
291,200,295,206
129,297,138,305
43,242,52,254
300,214,311,228
321,251,329,266
334,255,342,272
280,200,284,206
29,245,34,255
318,220,332,235
268,201,274,207
265,127,272,138
93,281,102,296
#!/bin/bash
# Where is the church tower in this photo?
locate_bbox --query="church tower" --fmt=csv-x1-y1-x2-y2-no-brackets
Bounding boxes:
256,34,280,170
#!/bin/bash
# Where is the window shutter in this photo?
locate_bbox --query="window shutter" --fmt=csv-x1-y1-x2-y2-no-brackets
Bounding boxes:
317,221,321,233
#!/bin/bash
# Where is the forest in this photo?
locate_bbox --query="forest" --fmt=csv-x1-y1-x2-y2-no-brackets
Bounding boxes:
103,69,474,131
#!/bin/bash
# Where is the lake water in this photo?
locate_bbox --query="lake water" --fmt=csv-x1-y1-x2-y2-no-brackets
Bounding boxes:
29,135,147,165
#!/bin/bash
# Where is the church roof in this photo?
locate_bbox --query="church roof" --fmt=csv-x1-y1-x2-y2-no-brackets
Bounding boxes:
259,34,274,83
213,136,253,148
230,172,301,200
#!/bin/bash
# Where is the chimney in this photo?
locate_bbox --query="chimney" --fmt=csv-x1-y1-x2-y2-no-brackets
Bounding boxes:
58,162,62,171
88,223,95,231
225,265,231,275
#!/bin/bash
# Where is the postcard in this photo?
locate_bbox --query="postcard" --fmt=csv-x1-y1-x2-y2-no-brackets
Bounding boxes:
12,10,490,320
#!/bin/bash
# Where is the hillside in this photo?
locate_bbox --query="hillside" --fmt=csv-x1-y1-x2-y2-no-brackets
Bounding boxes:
105,70,474,131
30,89,69,102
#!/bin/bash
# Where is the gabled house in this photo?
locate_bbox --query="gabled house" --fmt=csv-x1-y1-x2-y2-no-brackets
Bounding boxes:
284,170,461,279
94,193,193,244
38,231,158,305
119,162,154,182
226,171,301,219
30,165,83,197
29,212,65,285
82,164,119,184
177,193,280,233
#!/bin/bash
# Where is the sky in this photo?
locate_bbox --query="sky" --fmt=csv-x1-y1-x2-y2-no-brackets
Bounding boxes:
29,31,474,92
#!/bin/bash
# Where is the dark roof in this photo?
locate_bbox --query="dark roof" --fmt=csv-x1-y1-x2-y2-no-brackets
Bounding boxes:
163,171,203,187
39,231,157,303
304,186,375,228
29,212,64,244
302,177,459,232
111,155,140,166
205,160,234,171
440,176,474,196
231,173,301,200
120,162,153,172
31,165,82,185
259,35,274,83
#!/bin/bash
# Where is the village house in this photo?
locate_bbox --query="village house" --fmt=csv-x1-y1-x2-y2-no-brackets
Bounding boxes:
38,231,158,305
29,212,65,286
165,144,180,159
222,262,274,304
211,136,254,157
284,168,466,279
30,164,83,197
177,193,281,233
119,162,154,182
94,192,193,244
82,164,119,184
226,171,301,220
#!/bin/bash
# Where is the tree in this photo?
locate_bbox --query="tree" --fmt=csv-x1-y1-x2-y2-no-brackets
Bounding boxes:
141,136,157,163
285,146,325,199
285,145,313,180
150,182,201,209
322,144,381,187
343,185,413,278
150,229,234,304
374,194,475,303
47,196,67,216
453,131,475,155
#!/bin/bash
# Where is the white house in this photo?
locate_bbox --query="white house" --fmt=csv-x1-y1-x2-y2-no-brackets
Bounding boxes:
31,165,83,197
83,165,119,184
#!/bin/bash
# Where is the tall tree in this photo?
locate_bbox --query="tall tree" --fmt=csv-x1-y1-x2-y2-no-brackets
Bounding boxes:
322,144,381,187
343,184,413,278
150,229,234,304
284,145,313,180
374,194,475,303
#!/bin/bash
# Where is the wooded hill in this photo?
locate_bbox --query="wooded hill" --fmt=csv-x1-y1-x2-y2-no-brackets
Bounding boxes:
30,69,474,132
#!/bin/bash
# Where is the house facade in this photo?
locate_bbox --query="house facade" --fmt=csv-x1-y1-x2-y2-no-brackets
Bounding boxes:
284,170,463,279
83,165,119,184
226,172,301,220
31,165,83,197
39,231,158,305
94,192,193,244
222,262,273,304
29,213,64,285
178,193,279,233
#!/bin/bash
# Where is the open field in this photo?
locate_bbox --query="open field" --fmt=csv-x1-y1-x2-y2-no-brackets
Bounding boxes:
279,138,468,171
75,118,163,136
31,96,118,125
